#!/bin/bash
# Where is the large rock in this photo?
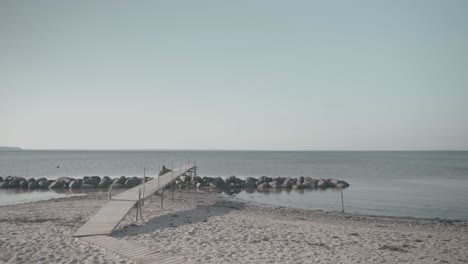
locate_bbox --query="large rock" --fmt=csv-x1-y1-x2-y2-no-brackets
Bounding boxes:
49,180,64,189
97,176,112,188
292,183,304,189
303,178,317,188
12,176,26,182
333,180,349,188
125,177,140,188
37,180,49,188
317,179,330,189
97,181,110,188
69,180,81,189
225,176,237,183
8,181,20,188
83,178,99,187
210,177,226,189
269,181,280,188
245,177,257,188
28,181,38,189
0,182,7,188
282,178,294,188
259,176,273,183
274,177,285,185
19,180,29,188
90,176,101,183
117,176,127,184
257,182,270,190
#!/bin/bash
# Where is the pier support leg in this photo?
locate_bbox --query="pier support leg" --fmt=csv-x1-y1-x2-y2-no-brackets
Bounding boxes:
340,186,345,213
160,190,164,210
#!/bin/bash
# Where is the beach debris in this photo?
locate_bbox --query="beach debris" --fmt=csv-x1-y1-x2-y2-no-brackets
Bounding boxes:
378,244,409,252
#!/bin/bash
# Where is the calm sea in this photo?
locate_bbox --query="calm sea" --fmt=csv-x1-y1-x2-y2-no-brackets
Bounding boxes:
1,150,467,220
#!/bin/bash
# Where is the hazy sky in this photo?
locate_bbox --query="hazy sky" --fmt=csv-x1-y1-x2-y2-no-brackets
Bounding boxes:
1,0,467,150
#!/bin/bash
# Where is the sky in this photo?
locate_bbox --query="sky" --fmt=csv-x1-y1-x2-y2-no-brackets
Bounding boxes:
1,0,467,150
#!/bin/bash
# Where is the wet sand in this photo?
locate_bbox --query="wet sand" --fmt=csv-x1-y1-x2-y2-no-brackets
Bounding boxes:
0,190,467,263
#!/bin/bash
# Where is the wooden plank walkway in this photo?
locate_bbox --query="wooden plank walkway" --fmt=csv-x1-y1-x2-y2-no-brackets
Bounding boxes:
75,163,195,237
81,235,185,264
75,163,195,263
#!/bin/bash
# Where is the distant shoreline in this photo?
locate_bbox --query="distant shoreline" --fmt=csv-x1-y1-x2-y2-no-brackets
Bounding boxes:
3,149,468,152
0,147,22,151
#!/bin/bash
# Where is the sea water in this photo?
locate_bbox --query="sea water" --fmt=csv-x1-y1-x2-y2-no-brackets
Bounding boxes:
1,150,467,219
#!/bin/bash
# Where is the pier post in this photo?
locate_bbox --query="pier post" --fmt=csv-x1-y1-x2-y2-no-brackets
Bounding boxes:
160,190,164,210
107,185,112,202
171,184,174,201
340,186,345,213
142,168,146,206
136,188,141,222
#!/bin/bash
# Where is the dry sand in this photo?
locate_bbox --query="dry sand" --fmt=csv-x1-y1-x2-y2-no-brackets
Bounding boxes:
0,189,467,263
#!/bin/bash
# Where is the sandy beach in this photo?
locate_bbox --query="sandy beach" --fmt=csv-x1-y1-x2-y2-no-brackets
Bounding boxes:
0,190,467,264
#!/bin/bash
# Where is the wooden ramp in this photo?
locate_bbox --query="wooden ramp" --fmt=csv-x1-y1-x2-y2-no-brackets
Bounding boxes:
75,163,195,237
75,163,195,263
81,235,184,264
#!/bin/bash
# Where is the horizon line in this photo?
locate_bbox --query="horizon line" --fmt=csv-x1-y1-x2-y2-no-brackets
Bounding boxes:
4,148,468,152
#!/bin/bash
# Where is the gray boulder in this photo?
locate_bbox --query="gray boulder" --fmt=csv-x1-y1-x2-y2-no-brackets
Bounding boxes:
117,176,127,184
282,178,294,188
259,176,273,183
37,180,49,188
245,177,257,188
19,180,29,188
49,180,64,189
28,181,38,189
8,181,20,188
97,181,110,188
317,179,330,188
83,178,99,187
210,177,226,189
225,176,237,183
257,182,270,190
274,177,285,185
125,177,140,188
69,180,81,189
90,176,101,183
303,179,317,188
97,176,112,188
269,181,280,188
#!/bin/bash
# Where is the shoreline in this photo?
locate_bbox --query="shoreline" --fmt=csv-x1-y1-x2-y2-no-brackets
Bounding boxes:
1,187,467,222
1,190,467,263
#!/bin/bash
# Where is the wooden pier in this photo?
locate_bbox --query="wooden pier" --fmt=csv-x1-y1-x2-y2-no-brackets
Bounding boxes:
75,162,196,263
